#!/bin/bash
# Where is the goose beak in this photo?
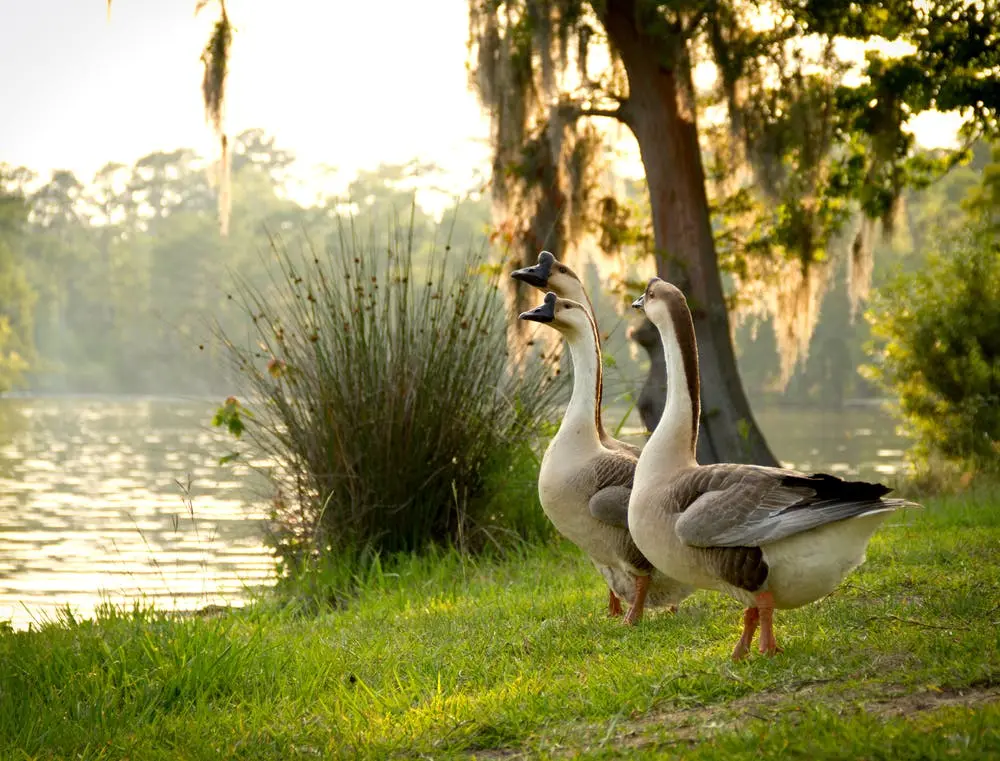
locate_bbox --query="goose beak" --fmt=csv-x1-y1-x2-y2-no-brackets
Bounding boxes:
511,251,555,288
631,294,645,310
518,292,557,323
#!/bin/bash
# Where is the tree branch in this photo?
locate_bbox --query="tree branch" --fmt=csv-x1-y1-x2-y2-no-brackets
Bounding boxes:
576,103,629,123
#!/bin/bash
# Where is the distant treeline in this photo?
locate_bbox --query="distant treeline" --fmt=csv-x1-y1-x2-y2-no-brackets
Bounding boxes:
0,132,992,404
0,130,490,395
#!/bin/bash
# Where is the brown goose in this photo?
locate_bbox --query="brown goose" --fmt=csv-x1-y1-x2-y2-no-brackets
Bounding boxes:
519,292,693,623
511,251,640,458
628,278,917,658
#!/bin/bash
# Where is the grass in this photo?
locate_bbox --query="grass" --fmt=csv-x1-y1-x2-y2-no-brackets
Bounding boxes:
1,488,999,759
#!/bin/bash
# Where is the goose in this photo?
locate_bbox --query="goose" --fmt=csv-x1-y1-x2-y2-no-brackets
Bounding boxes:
628,278,917,658
627,317,667,433
519,292,693,623
511,251,640,457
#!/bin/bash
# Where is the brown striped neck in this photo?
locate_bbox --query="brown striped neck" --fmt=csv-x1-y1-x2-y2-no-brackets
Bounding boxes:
666,290,700,457
639,284,699,470
550,275,609,442
585,306,605,441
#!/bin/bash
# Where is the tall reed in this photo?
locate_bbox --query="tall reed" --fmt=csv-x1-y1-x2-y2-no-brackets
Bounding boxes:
219,216,562,570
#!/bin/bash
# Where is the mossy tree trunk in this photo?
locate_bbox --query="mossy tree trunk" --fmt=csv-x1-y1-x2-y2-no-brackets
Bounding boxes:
604,0,777,465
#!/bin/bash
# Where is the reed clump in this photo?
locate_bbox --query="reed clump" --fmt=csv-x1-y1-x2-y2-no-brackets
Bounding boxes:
219,219,562,575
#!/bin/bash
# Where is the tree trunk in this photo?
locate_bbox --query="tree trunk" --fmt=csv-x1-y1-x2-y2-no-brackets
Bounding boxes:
603,0,778,466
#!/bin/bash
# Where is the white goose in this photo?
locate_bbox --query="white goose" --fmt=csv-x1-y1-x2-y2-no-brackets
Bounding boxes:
511,251,640,457
628,278,918,658
519,292,692,623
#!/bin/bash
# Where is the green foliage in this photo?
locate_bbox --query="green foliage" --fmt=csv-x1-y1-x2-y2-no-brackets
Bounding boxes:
866,227,1000,472
0,170,36,392
1,494,998,757
218,220,562,568
211,395,247,438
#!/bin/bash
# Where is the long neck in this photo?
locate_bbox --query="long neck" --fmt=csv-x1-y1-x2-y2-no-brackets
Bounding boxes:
565,283,611,442
643,306,699,472
556,319,604,451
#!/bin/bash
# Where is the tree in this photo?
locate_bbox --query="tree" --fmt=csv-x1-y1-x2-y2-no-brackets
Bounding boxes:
866,224,1000,473
468,0,1000,464
0,168,37,391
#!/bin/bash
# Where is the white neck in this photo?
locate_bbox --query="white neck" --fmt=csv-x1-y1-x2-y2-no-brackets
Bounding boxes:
553,324,603,454
638,318,698,476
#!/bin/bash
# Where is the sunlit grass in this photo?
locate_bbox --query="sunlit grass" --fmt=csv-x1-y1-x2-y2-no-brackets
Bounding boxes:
1,491,998,759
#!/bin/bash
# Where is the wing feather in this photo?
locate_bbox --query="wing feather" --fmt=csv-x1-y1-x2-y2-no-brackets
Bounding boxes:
671,466,911,548
587,452,635,529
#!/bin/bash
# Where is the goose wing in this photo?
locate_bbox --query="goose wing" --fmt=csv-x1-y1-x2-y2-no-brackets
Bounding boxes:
587,452,636,529
671,466,905,548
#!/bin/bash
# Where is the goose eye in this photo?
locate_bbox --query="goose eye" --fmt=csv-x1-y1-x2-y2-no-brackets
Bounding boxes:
558,266,567,273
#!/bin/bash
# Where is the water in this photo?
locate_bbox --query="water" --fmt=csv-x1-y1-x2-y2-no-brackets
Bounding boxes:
0,396,912,630
0,397,274,630
752,405,911,479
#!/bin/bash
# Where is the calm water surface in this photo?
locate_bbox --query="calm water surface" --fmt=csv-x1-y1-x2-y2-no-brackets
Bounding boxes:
0,397,273,629
0,396,912,629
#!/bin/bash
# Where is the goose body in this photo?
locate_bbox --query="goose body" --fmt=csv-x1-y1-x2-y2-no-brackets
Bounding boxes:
628,278,917,656
518,292,693,622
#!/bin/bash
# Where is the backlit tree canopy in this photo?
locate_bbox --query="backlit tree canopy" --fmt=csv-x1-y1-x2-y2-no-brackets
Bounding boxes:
469,0,1000,463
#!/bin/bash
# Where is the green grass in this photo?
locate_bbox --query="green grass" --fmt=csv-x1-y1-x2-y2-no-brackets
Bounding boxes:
2,490,999,759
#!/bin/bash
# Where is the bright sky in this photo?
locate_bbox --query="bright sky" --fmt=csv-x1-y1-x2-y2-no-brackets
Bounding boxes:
0,0,493,201
0,0,964,205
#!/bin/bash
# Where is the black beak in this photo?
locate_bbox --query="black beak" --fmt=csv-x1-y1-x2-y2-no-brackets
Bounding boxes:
631,294,645,310
518,291,557,323
511,250,555,288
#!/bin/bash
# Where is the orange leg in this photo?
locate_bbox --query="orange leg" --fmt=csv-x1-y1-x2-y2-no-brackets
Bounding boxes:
623,574,650,626
608,588,624,617
756,591,783,656
731,606,760,661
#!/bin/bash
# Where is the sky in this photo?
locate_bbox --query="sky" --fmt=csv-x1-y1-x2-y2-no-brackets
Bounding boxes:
0,0,965,206
0,0,493,202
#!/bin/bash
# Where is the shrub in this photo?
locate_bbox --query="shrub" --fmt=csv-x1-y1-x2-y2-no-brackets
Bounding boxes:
865,226,1000,474
218,218,562,571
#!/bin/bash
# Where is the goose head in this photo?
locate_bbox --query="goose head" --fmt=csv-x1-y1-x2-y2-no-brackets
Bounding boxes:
518,292,594,338
511,251,587,304
631,278,690,333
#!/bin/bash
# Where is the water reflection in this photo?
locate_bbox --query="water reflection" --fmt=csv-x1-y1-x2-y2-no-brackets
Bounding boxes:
0,396,912,631
615,403,912,478
0,397,274,630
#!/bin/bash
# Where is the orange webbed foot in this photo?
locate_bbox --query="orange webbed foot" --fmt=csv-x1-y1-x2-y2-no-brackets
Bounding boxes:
623,574,650,626
608,589,624,618
731,606,760,661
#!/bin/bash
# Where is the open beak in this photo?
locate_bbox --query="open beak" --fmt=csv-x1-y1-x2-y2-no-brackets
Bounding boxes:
518,292,557,323
631,294,645,310
511,251,555,288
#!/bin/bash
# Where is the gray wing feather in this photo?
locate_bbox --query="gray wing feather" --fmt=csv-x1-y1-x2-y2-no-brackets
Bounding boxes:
676,476,905,547
589,486,631,528
587,453,636,529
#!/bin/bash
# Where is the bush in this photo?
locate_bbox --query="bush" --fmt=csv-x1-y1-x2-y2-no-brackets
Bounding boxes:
865,226,1000,474
218,218,562,571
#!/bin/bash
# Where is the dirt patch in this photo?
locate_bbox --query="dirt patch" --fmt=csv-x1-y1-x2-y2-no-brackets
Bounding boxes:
609,682,999,754
467,681,999,759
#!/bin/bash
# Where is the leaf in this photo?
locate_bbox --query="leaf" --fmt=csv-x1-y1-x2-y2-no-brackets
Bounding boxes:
212,396,246,439
218,451,241,466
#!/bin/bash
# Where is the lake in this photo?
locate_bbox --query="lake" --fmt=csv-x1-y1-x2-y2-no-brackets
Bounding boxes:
0,396,912,629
